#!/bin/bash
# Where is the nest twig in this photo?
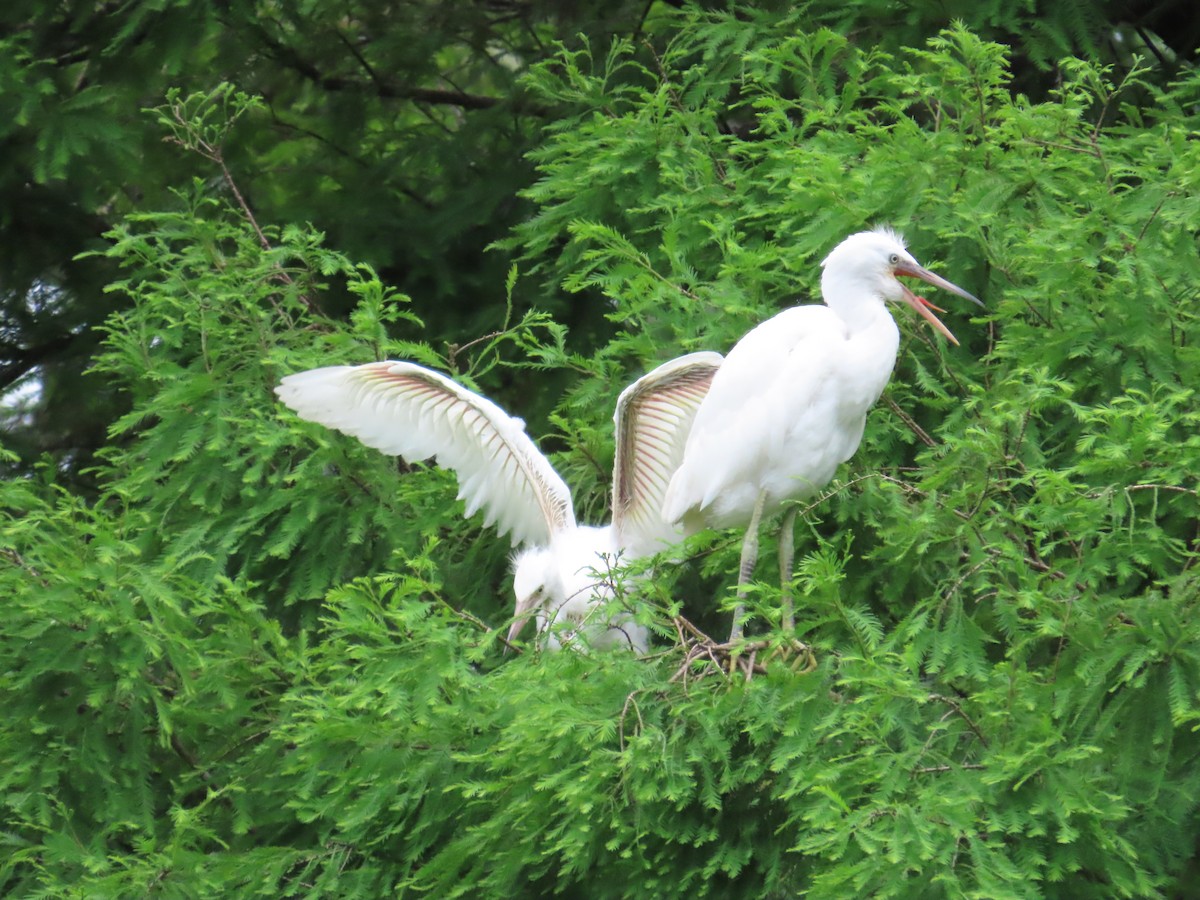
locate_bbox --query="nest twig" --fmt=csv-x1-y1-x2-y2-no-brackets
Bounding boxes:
668,615,816,685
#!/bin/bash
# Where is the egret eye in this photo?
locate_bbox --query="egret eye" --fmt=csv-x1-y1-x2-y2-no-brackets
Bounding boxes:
888,253,900,266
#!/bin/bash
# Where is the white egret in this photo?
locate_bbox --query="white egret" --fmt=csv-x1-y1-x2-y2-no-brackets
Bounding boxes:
662,227,982,640
276,352,722,652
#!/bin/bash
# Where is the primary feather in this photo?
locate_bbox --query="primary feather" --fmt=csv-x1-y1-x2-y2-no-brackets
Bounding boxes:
276,361,574,547
612,351,724,556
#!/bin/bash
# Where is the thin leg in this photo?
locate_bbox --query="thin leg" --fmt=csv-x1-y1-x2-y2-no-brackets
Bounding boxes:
778,506,797,633
730,489,768,642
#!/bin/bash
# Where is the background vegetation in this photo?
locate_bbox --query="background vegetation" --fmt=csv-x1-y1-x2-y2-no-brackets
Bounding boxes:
2,1,1199,896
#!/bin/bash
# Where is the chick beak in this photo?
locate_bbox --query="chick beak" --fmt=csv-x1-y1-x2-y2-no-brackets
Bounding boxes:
504,596,538,653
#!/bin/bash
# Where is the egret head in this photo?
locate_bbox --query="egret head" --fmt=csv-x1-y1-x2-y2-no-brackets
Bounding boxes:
507,546,558,648
821,227,982,345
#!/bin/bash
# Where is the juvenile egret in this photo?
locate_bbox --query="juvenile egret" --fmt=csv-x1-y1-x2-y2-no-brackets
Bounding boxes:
662,227,982,640
276,353,722,652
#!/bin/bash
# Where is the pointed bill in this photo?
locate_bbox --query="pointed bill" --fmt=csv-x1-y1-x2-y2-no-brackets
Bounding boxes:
505,603,536,648
900,283,959,345
894,261,983,346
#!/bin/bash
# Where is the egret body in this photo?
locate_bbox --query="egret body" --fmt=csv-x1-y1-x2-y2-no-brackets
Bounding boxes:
662,228,981,639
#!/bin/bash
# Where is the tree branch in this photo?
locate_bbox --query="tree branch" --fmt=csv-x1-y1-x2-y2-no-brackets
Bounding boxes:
249,24,544,114
883,394,936,447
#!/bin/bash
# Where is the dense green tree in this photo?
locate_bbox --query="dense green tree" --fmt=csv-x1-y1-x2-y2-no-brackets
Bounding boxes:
2,0,1196,480
3,3,1200,897
0,0,655,481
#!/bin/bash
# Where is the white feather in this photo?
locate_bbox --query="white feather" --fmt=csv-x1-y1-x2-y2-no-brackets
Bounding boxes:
611,351,724,557
278,354,724,653
664,227,978,540
276,361,574,547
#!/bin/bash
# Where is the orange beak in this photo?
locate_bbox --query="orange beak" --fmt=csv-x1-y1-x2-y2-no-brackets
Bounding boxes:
894,261,983,346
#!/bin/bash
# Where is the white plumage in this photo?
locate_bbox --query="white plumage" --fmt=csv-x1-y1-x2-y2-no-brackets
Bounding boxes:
663,227,982,640
276,353,722,652
276,363,573,547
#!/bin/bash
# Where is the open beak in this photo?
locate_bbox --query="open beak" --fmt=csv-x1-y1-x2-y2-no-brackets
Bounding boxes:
894,261,983,347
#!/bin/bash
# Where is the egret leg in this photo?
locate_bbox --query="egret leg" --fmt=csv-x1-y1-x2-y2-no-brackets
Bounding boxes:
778,507,797,633
730,489,768,642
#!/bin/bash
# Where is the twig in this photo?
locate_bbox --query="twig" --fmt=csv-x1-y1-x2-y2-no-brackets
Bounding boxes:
883,394,936,447
170,733,204,772
667,615,813,684
249,22,545,113
929,693,989,748
435,596,491,633
1051,593,1077,685
1,547,48,586
642,39,729,186
618,690,647,752
915,764,987,774
446,330,505,373
335,29,389,96
166,100,321,315
1135,192,1174,244
938,552,999,617
1125,483,1196,496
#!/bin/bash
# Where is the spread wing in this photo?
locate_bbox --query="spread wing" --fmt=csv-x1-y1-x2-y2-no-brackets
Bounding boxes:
276,361,575,547
611,351,724,556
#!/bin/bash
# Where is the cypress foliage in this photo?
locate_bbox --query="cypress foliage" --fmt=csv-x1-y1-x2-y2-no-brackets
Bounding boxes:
3,13,1199,897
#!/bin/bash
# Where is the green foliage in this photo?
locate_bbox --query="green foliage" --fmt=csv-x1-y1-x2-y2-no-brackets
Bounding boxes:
86,176,559,623
4,8,1200,899
0,0,647,481
0,456,297,895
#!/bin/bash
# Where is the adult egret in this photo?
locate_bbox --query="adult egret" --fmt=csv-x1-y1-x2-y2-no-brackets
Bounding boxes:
662,227,982,640
276,353,722,651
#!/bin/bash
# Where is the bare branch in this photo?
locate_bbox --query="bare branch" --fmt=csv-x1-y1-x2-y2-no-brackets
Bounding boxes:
884,394,936,447
929,693,989,748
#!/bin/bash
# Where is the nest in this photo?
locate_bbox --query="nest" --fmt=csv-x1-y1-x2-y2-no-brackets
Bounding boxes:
667,616,816,684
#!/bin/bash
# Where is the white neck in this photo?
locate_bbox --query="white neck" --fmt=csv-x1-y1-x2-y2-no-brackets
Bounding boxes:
821,267,894,335
819,265,901,399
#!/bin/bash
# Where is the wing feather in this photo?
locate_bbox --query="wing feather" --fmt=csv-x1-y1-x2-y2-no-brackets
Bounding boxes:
611,352,723,555
276,361,575,546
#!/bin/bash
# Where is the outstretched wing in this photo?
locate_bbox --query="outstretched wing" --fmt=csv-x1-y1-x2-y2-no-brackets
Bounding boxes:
611,352,724,556
276,361,575,547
